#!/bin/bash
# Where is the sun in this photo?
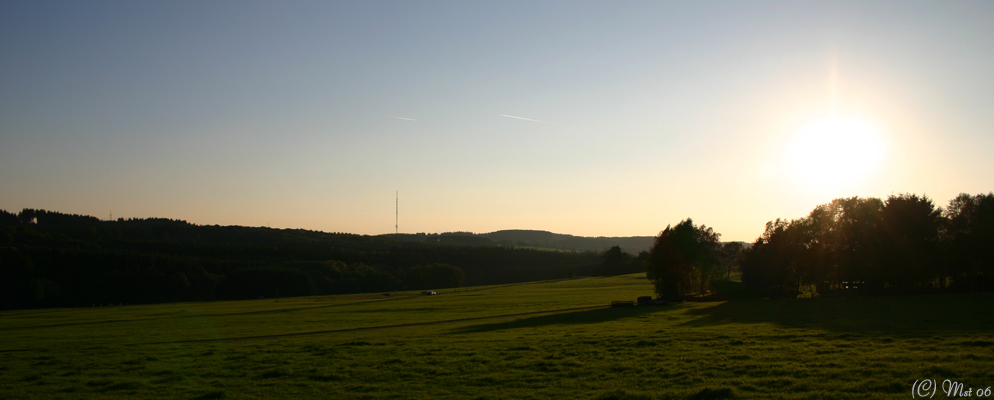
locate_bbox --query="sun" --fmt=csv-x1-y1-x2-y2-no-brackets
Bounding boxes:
783,114,886,192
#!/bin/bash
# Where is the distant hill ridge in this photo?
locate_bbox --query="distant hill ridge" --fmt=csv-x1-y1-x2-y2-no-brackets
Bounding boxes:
2,208,670,254
381,229,655,255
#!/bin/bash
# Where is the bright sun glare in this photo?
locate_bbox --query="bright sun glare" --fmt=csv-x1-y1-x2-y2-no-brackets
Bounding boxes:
784,114,886,192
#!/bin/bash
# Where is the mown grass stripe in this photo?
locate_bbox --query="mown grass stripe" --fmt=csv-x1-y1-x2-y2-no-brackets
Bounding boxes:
0,296,409,331
139,305,609,345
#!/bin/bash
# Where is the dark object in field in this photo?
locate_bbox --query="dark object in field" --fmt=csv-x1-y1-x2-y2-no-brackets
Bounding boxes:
421,291,437,295
637,296,653,305
611,300,634,307
382,293,391,297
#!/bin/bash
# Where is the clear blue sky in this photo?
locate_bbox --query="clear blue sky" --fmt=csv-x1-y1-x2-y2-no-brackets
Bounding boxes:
2,1,992,241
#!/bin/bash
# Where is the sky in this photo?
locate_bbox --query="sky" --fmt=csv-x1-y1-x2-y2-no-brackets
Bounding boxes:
2,1,992,242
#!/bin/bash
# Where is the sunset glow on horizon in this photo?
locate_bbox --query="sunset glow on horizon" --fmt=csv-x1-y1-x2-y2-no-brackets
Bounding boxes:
2,1,992,242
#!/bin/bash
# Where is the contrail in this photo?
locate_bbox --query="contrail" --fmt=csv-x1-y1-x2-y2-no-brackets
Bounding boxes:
501,114,569,127
388,116,418,121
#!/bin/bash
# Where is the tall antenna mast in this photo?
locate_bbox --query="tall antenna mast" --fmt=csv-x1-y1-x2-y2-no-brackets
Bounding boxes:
395,191,398,234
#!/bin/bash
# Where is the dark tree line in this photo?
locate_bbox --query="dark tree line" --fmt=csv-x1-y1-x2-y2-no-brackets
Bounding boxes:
0,209,599,310
642,192,992,301
591,246,649,277
740,193,994,298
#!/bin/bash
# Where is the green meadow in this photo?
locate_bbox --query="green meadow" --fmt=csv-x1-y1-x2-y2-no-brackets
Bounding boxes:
1,274,991,399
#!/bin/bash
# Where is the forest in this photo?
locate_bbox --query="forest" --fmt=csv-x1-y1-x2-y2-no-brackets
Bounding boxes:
740,192,994,297
641,192,994,300
0,209,600,310
4,191,991,310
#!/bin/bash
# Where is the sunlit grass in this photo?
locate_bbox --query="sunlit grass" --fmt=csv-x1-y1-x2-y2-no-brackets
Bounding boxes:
1,274,991,399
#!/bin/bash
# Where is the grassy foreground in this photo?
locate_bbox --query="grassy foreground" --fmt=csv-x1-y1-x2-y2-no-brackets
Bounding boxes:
1,274,992,399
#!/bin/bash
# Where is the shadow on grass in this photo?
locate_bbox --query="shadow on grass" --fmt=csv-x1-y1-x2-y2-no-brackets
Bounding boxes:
681,292,994,336
450,306,668,334
191,391,225,400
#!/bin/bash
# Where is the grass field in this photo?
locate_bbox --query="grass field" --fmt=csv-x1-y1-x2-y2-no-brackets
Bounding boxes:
1,274,992,399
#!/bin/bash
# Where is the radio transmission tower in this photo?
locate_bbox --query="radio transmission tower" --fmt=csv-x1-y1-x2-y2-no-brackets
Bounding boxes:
395,191,398,234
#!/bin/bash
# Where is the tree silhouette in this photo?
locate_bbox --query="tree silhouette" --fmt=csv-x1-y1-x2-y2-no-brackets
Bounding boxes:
645,219,720,300
719,241,745,280
741,218,813,298
945,192,994,291
592,246,644,276
880,194,942,291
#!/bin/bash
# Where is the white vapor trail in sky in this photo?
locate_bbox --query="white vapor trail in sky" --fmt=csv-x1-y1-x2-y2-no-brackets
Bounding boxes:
388,116,418,121
500,114,569,127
